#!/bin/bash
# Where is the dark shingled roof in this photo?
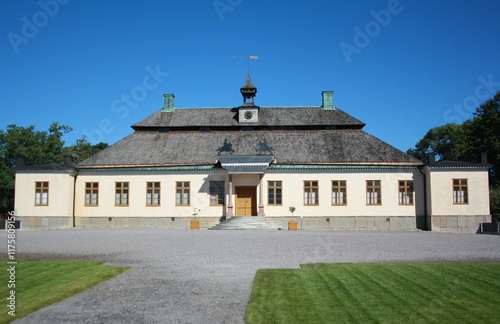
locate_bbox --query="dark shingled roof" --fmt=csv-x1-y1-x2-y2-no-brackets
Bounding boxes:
428,160,490,168
17,157,76,172
78,129,422,167
132,107,365,129
78,106,422,168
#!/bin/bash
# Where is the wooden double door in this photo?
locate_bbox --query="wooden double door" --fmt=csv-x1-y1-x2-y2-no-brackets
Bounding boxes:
235,186,257,216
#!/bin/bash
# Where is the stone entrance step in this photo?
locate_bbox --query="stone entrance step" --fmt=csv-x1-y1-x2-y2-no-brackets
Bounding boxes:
209,216,279,230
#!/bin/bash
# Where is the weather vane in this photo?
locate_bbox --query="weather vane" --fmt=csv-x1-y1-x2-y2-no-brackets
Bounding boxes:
233,55,259,73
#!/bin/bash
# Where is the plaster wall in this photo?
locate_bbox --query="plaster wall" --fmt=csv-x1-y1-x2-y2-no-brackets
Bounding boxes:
15,172,74,217
427,169,490,216
262,168,424,218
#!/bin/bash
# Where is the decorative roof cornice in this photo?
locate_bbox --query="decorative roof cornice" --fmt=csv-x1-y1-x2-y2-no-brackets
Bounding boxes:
77,165,224,173
268,164,421,171
425,164,491,171
16,167,76,174
71,163,425,174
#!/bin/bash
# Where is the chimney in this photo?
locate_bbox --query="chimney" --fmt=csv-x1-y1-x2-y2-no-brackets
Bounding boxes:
481,152,488,164
16,157,26,169
162,94,175,112
322,91,335,111
64,156,74,167
428,153,436,164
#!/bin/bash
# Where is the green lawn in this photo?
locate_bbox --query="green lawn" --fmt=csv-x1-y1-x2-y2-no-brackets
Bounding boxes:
246,262,500,324
0,260,129,323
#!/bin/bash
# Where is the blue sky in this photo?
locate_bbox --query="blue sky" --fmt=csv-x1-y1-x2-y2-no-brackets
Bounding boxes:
1,0,500,153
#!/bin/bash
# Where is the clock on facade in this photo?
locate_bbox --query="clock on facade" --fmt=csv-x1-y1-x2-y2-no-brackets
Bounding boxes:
244,111,253,120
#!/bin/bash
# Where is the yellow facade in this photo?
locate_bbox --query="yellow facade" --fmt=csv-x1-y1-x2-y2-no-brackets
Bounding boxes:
14,165,490,232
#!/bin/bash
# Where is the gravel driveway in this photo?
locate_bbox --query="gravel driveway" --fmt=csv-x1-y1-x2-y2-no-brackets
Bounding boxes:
3,229,500,323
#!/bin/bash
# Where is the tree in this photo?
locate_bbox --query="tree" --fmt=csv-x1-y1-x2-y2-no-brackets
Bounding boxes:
490,187,500,222
0,157,15,217
462,91,500,185
406,123,466,162
408,91,499,183
1,122,72,167
63,137,109,164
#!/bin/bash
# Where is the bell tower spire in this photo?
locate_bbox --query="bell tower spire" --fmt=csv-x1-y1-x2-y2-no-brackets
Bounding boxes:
240,71,257,106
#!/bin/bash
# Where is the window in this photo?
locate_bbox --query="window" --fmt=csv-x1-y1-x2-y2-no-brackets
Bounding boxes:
453,179,468,204
332,180,347,205
304,181,319,206
366,180,381,205
115,182,129,206
268,181,282,206
176,182,190,206
85,182,99,206
146,182,161,206
210,181,225,206
35,181,49,206
398,180,414,205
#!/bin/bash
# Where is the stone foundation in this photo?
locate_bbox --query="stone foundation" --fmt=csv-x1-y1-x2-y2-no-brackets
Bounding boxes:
429,215,491,233
267,216,419,231
16,216,72,230
76,217,220,229
15,216,221,230
15,215,487,232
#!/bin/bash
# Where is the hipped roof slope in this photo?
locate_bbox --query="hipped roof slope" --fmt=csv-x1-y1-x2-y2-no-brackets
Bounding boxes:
132,107,365,129
78,129,422,167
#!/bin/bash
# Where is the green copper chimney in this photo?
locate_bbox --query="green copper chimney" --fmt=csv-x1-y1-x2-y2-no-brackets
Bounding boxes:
162,94,175,112
322,91,334,110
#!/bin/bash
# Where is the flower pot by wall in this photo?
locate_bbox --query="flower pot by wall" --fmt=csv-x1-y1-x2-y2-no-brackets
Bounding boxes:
190,220,200,230
288,220,298,231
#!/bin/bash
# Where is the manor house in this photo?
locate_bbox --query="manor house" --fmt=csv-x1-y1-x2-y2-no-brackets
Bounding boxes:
15,74,491,232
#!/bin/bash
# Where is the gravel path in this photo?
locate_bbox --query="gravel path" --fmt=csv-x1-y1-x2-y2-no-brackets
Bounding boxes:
2,229,500,323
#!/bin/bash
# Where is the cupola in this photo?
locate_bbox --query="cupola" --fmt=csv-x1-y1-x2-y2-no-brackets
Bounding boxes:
240,72,257,106
238,72,259,123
